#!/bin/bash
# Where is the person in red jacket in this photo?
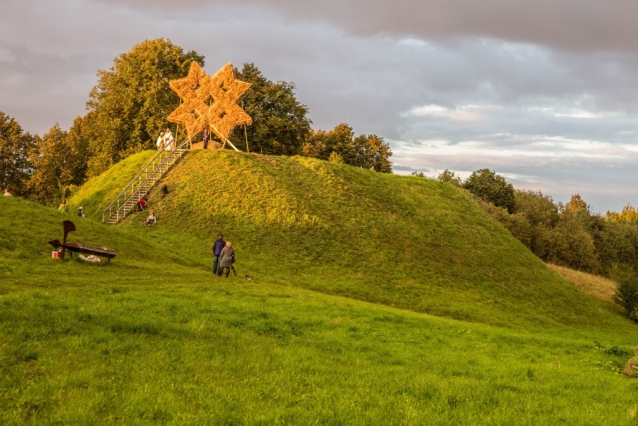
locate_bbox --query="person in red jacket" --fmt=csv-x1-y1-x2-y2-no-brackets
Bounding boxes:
136,197,147,212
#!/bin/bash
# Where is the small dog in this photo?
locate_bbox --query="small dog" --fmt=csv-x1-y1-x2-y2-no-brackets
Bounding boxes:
245,275,252,281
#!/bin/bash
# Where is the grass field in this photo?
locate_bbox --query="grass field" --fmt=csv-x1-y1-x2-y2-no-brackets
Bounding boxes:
2,276,638,424
2,151,638,424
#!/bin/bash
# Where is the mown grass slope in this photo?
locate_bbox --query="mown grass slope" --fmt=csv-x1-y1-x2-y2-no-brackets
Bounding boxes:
70,149,630,329
549,263,623,315
2,197,638,425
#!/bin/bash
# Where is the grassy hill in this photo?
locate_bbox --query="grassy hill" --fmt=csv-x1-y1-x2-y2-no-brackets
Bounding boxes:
69,150,157,221
71,149,633,329
2,196,638,424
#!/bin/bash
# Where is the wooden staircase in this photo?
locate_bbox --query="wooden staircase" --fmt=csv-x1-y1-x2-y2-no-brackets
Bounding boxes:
102,140,189,224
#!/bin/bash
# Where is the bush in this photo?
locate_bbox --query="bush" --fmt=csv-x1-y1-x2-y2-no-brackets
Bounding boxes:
476,197,532,247
463,169,515,213
328,151,344,164
610,265,638,322
437,169,462,187
540,224,600,273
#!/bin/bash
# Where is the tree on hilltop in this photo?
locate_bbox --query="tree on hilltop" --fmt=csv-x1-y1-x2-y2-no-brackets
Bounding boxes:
463,168,515,213
228,63,312,156
302,123,393,173
437,169,462,187
0,111,36,196
85,38,204,177
303,123,354,161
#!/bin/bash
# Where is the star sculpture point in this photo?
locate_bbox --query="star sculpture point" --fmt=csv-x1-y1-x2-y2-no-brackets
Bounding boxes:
167,61,252,143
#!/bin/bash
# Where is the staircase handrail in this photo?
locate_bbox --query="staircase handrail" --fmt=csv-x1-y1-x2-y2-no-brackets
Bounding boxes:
101,139,189,223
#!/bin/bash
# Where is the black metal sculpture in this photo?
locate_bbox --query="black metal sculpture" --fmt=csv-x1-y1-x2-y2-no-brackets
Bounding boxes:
48,220,117,262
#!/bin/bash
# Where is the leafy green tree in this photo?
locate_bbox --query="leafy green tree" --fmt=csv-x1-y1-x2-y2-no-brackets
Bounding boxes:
610,264,638,322
470,178,638,276
437,169,462,187
65,115,91,188
475,190,600,271
463,169,515,213
302,123,393,172
302,123,353,161
513,190,560,254
86,38,204,176
357,134,393,173
0,111,36,195
229,63,312,155
562,194,605,244
26,125,73,205
514,190,559,229
540,220,600,272
594,222,638,273
475,197,532,247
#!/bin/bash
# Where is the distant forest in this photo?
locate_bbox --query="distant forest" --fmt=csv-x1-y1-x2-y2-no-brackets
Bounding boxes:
417,168,638,305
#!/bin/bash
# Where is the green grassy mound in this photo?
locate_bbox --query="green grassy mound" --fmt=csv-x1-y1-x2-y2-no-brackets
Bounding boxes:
70,150,632,329
2,197,638,424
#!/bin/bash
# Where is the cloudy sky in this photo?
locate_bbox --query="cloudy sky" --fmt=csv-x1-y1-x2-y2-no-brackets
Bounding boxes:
1,0,638,212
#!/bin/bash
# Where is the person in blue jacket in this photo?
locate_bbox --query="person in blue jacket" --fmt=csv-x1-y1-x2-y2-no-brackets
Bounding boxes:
212,234,226,275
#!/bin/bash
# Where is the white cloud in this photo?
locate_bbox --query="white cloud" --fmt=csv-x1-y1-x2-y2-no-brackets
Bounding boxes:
553,110,600,119
405,104,449,117
404,104,504,124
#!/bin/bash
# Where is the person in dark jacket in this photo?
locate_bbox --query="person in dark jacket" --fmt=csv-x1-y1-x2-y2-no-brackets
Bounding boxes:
218,241,236,278
202,130,209,149
212,234,225,275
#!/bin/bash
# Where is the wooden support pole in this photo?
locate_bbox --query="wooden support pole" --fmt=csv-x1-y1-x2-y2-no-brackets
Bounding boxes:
244,123,249,153
210,124,240,152
242,100,249,153
222,137,240,152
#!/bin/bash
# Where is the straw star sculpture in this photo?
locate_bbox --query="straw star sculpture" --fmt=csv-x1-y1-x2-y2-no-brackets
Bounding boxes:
167,62,252,150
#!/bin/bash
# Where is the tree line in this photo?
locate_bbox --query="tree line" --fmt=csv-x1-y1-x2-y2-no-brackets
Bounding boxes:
0,38,392,204
422,168,638,321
